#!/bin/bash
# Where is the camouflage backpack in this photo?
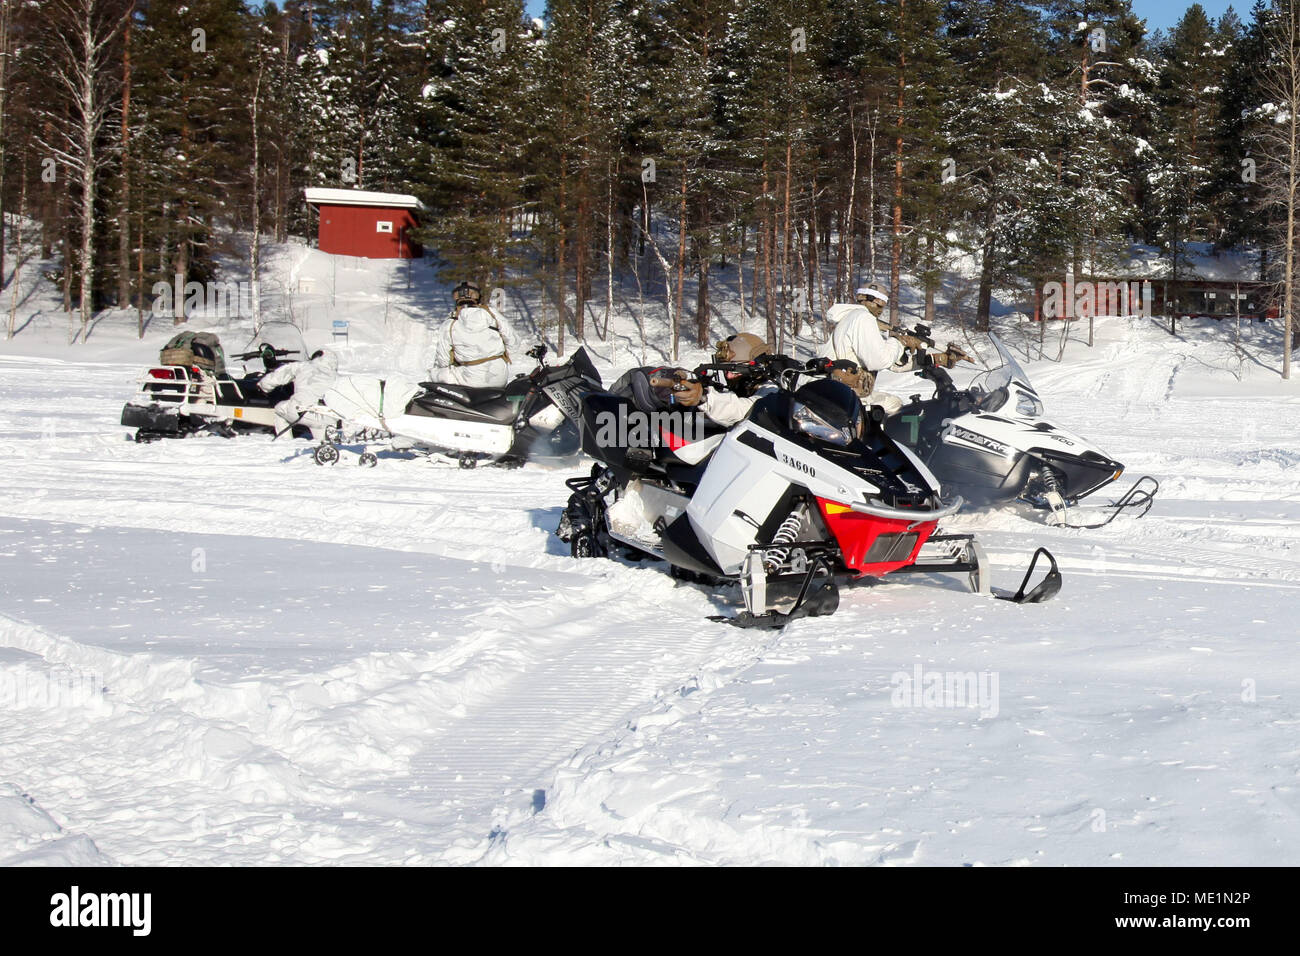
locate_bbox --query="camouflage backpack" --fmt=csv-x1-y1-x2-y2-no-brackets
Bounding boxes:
160,331,226,376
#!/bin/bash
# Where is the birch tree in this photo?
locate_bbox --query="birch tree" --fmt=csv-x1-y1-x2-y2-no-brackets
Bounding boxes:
1261,0,1300,378
37,0,128,340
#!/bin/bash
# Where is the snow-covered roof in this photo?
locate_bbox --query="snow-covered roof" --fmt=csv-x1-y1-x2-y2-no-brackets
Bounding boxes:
303,188,425,211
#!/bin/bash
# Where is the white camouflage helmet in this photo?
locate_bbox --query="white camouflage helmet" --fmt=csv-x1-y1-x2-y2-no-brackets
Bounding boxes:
855,283,888,317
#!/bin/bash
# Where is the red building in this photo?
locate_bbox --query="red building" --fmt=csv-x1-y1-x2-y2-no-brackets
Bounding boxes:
304,188,424,259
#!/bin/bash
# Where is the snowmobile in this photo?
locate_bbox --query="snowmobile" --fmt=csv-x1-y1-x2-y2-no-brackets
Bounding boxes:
121,322,308,443
557,355,1061,627
883,333,1157,529
304,345,603,468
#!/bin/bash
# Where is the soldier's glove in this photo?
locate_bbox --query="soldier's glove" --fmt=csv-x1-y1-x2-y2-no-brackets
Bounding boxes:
672,379,704,406
650,368,704,406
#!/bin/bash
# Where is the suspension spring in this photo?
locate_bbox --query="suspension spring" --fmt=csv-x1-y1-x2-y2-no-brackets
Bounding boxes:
764,506,805,572
1039,465,1064,497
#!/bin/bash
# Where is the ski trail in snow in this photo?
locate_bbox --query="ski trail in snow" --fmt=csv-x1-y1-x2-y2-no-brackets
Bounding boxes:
392,574,747,842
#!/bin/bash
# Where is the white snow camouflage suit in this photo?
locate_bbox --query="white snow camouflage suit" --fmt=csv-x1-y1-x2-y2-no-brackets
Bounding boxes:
427,306,522,389
821,302,916,417
258,349,340,435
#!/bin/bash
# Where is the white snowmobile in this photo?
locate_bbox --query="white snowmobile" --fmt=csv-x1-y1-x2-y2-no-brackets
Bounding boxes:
121,322,308,442
303,345,603,468
884,333,1157,528
557,356,1061,627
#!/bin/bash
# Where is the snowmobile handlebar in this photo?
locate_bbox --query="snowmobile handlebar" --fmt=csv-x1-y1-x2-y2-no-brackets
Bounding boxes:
231,346,300,361
918,362,957,394
849,495,964,523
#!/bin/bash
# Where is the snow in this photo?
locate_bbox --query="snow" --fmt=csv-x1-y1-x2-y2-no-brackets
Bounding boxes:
1105,241,1260,281
3,238,1300,865
303,188,424,210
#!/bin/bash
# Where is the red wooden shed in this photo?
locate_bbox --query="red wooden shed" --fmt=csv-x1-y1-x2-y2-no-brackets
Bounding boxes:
304,188,424,259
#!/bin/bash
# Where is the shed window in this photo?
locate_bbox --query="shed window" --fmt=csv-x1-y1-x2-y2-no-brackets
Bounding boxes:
376,220,393,233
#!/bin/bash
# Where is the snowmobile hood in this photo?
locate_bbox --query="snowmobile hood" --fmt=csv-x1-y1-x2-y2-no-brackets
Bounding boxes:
454,306,498,334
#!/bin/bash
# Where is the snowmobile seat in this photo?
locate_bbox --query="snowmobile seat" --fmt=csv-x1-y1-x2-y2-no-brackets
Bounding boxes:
419,382,508,405
409,385,519,425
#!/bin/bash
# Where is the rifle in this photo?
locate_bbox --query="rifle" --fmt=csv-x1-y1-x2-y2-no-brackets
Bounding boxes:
878,319,974,365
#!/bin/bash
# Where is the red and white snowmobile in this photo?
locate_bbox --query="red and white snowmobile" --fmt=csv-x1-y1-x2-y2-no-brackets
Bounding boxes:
557,356,1060,627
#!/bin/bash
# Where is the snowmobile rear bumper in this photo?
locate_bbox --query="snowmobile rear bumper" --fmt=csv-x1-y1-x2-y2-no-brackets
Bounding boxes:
121,401,181,434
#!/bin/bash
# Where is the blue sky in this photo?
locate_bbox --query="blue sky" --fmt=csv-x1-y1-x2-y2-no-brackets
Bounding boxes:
1132,0,1245,33
521,2,1252,33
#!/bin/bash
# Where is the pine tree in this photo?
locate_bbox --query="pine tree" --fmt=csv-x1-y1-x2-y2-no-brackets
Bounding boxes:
821,0,891,305
534,0,643,348
411,1,538,291
133,0,250,321
943,0,1061,330
1214,3,1269,261
32,0,131,337
1043,1,1151,342
1151,3,1230,289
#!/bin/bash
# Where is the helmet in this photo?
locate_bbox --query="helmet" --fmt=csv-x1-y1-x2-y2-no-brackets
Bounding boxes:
854,283,888,316
453,281,482,307
714,332,770,364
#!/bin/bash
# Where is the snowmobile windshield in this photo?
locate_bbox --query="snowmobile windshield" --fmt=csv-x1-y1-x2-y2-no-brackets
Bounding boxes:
972,335,1041,416
567,347,603,387
245,321,307,359
789,379,864,447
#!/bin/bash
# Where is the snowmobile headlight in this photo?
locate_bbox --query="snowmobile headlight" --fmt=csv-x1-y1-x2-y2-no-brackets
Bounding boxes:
791,401,853,446
1015,391,1043,418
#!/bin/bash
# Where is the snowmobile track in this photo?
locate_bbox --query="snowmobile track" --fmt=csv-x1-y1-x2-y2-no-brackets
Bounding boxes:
402,581,734,809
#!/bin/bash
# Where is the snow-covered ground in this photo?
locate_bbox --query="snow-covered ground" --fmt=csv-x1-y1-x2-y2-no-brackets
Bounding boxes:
2,240,1299,865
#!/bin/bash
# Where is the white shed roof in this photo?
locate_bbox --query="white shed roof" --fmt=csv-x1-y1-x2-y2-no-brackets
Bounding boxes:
304,187,425,210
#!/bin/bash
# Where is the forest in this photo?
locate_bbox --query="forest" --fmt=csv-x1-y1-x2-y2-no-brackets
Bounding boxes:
2,0,1297,366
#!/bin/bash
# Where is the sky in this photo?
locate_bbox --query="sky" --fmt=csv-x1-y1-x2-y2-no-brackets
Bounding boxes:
1132,0,1244,33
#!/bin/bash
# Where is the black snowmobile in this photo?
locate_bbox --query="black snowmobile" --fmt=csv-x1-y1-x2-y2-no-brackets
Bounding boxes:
305,345,604,468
